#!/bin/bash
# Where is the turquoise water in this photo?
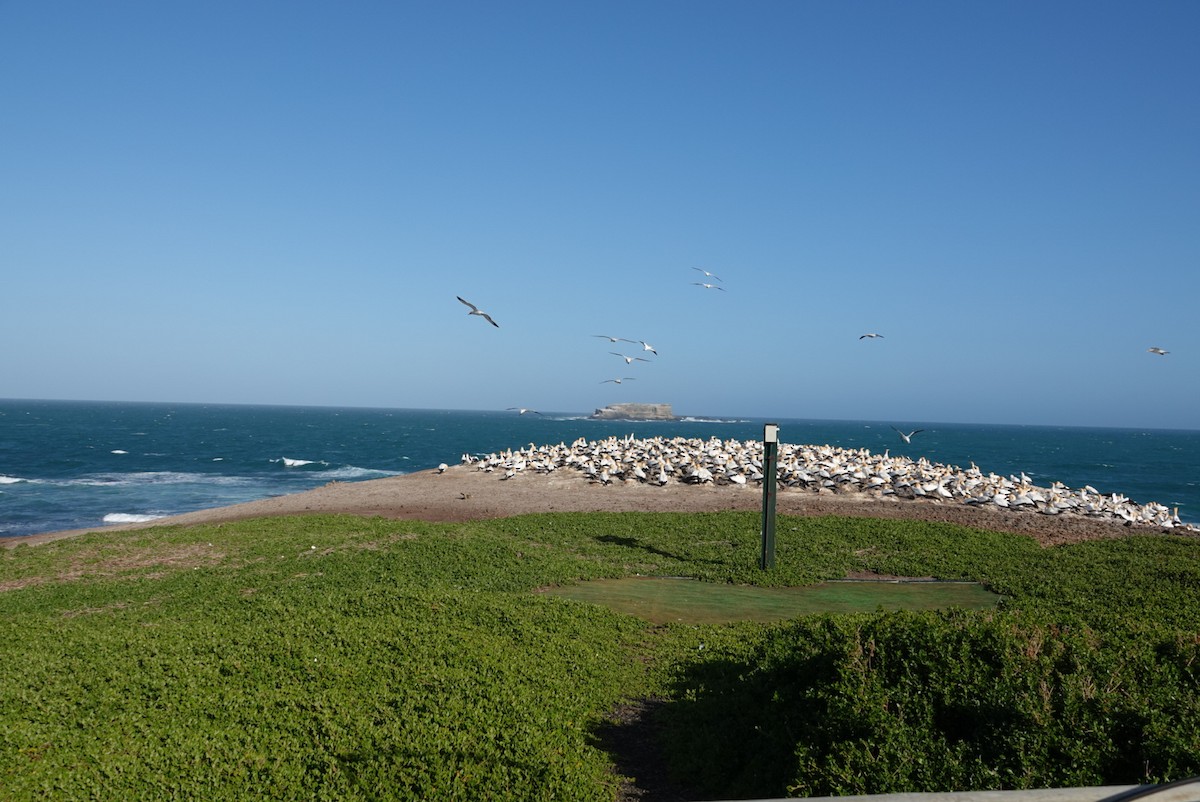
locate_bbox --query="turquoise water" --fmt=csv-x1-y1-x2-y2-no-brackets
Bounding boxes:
2,399,1197,538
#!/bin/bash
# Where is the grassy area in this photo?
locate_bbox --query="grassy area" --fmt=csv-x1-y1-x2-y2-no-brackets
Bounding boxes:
2,511,1198,799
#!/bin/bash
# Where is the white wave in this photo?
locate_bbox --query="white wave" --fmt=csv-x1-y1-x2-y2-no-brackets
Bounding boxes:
679,416,747,424
103,513,167,524
111,449,128,454
318,465,404,481
272,457,327,468
63,471,253,487
0,475,26,484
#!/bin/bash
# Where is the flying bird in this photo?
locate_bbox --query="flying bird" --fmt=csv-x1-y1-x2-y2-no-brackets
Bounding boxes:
592,335,629,343
1147,347,1169,356
859,333,884,339
611,352,650,365
891,426,924,444
691,267,723,282
601,377,636,384
506,407,542,415
456,296,499,327
692,282,725,291
634,340,657,355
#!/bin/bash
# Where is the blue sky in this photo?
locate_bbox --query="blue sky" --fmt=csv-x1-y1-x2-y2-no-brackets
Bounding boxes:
3,1,1197,429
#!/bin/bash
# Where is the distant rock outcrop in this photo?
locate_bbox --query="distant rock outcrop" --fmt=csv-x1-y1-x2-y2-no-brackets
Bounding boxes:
590,403,675,421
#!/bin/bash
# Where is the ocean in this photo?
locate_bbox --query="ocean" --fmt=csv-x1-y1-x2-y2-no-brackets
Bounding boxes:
2,399,1198,539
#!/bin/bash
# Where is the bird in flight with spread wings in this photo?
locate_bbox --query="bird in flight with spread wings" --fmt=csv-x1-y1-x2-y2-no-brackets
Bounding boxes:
891,426,924,444
456,296,499,327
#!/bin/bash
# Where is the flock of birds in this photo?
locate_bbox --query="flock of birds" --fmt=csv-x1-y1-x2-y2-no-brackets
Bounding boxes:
457,267,734,398
453,270,1181,527
454,435,1193,532
458,267,1172,422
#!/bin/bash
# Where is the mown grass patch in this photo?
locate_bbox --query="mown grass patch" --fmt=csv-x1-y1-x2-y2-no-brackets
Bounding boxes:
2,512,1199,800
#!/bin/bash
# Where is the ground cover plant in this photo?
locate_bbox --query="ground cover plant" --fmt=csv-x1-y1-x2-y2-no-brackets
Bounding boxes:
2,511,1199,800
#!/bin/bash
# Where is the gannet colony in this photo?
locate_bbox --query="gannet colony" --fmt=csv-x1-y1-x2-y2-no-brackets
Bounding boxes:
462,435,1195,532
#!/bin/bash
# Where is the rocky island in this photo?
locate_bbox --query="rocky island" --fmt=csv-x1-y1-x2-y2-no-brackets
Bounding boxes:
590,403,676,421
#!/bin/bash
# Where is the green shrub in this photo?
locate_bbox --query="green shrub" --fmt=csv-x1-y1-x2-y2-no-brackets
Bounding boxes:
664,609,1200,799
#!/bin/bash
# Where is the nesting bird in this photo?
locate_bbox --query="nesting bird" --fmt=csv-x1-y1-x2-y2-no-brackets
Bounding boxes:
462,435,1189,531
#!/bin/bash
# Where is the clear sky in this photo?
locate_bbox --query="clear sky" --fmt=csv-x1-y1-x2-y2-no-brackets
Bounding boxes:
3,1,1197,430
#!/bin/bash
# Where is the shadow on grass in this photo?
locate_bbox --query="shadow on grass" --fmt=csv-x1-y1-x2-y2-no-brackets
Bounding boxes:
594,535,697,564
591,698,698,802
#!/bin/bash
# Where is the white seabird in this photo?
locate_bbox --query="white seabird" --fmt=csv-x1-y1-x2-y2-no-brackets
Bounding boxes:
593,335,627,343
456,296,499,328
610,352,650,365
859,333,884,339
692,282,725,291
891,426,924,444
601,377,636,384
506,407,542,415
1147,347,1169,356
691,267,723,282
634,341,657,355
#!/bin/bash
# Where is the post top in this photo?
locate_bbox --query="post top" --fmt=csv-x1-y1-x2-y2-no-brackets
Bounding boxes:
763,423,779,443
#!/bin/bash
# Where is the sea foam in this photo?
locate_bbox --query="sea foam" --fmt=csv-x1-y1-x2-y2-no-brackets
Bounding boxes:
273,457,327,468
63,472,252,487
319,465,404,481
103,513,167,524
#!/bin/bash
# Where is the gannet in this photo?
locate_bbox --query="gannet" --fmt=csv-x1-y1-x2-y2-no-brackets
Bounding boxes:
592,335,627,343
506,407,542,415
456,296,499,327
691,267,723,282
634,341,657,355
601,377,636,384
891,426,924,444
859,333,884,339
610,352,650,365
692,282,725,291
1147,347,1169,356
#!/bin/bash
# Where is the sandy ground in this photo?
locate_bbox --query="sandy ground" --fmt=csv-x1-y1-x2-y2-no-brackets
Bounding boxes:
7,464,1189,549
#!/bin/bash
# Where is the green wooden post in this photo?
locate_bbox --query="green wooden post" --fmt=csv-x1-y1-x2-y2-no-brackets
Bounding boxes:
760,423,779,570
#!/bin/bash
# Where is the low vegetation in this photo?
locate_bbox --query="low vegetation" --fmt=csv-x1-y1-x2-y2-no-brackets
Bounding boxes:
2,512,1198,799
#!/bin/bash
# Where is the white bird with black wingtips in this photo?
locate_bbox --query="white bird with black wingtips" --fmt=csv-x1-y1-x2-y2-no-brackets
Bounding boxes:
456,296,499,327
611,352,650,365
601,377,636,384
891,426,924,444
692,267,722,282
1148,347,1169,356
